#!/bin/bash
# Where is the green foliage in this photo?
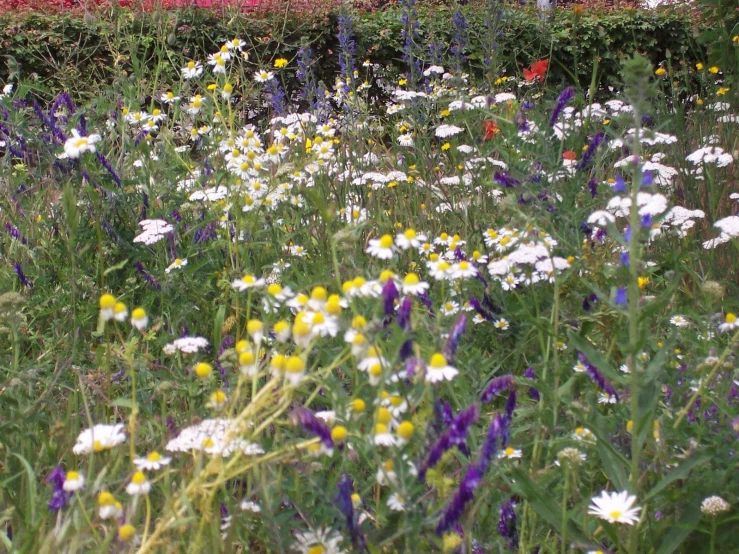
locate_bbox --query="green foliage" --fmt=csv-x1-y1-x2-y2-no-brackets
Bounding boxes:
0,5,708,101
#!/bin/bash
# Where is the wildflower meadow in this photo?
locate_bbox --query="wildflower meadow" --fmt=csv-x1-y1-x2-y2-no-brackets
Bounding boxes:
1,0,739,552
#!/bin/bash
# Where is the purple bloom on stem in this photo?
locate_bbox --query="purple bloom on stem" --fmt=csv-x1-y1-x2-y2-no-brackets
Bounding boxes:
614,174,626,192
13,263,32,288
397,296,412,331
524,367,540,401
579,353,619,400
382,278,399,320
576,132,606,171
478,414,503,473
481,375,516,404
642,170,653,187
497,499,519,549
135,261,161,291
494,170,520,188
588,177,598,198
620,251,630,267
549,86,575,127
46,466,70,512
504,390,517,422
291,405,334,451
444,314,467,362
420,404,479,481
614,287,627,306
436,465,481,535
470,297,495,322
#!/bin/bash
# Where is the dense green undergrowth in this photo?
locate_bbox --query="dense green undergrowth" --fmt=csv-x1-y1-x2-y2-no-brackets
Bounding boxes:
0,4,707,102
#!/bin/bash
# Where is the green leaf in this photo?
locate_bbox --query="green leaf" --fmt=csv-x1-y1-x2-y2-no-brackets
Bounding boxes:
509,468,589,544
213,304,226,358
104,258,129,275
12,453,37,527
655,505,702,554
112,398,134,409
567,331,625,385
644,453,712,501
591,414,629,490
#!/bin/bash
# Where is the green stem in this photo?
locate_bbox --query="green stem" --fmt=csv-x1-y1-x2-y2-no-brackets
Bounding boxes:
561,467,570,554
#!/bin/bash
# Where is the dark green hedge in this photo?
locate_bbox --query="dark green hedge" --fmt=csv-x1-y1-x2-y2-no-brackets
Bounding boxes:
0,4,707,101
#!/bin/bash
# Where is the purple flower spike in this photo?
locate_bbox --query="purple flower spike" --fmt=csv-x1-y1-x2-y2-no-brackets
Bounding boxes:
550,86,576,127
291,405,334,452
494,170,520,188
13,263,32,288
397,296,412,331
576,132,606,171
46,466,70,512
436,465,481,535
580,353,619,401
524,367,540,402
443,314,467,361
420,404,479,481
478,414,504,473
481,375,516,404
614,288,627,306
497,499,519,549
470,297,495,322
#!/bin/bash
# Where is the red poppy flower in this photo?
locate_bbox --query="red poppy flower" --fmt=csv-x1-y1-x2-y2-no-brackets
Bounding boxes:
563,150,577,160
523,59,549,83
483,119,499,140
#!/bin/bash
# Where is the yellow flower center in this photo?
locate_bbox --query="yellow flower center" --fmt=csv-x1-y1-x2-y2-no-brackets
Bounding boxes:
98,491,115,506
352,399,366,413
505,447,515,456
397,421,414,439
727,313,737,324
132,471,146,485
404,273,420,285
147,452,161,461
609,510,622,520
67,471,79,480
285,356,305,374
379,235,394,249
100,294,116,309
331,426,347,442
429,353,447,368
93,440,104,452
267,284,282,296
404,229,416,240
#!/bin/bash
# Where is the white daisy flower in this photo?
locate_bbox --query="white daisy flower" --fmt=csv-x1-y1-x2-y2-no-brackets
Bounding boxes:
387,492,406,511
588,490,641,525
73,423,126,455
133,451,172,471
366,235,396,260
125,471,151,496
165,258,187,273
63,471,85,492
425,353,458,383
63,129,101,159
401,273,430,295
395,228,427,250
719,312,739,333
670,315,689,327
498,447,522,459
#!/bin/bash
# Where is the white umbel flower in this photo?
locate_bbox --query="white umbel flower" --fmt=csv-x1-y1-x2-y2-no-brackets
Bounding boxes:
701,495,731,516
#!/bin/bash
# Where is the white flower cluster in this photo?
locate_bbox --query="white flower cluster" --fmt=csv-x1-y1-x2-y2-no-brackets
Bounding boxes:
165,418,264,457
163,336,209,355
133,219,174,245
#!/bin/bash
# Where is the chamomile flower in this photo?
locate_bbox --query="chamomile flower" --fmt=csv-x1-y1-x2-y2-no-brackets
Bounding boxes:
130,307,149,330
588,490,641,525
452,260,478,279
239,350,258,377
387,492,407,511
246,319,265,344
99,293,116,321
133,451,172,471
98,492,123,520
428,259,455,281
670,315,689,327
63,471,85,492
254,69,275,83
366,234,396,260
494,318,510,331
439,301,460,317
572,426,596,442
395,228,427,250
426,353,459,383
401,273,430,295
63,129,101,159
284,355,306,386
498,447,523,460
377,460,397,485
126,471,151,496
273,320,291,342
719,312,738,332
207,389,229,411
108,301,126,322
73,423,126,455
182,60,203,79
165,258,187,273
374,423,396,446
292,528,344,554
395,420,414,446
